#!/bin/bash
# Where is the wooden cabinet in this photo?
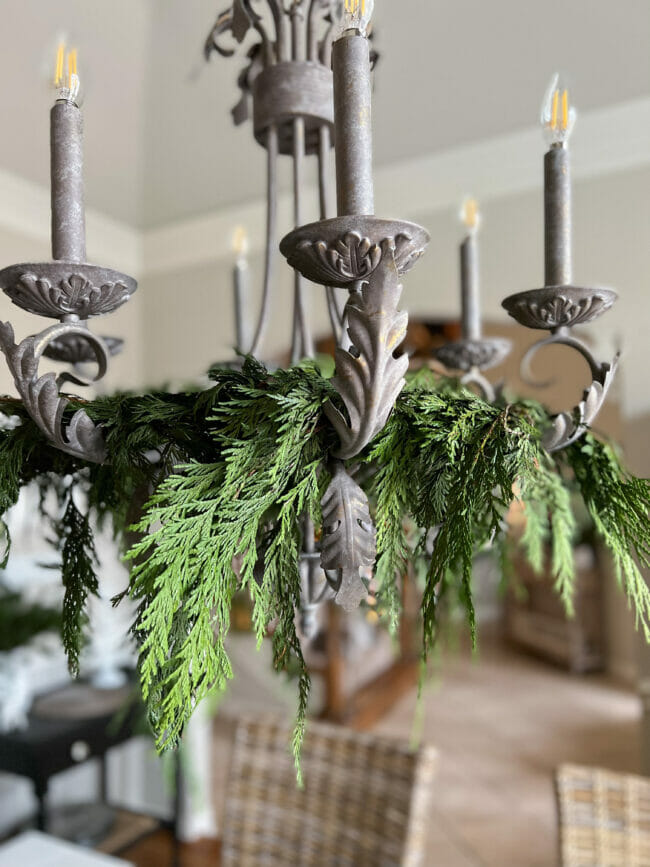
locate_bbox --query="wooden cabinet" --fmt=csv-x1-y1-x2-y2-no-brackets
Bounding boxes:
504,544,605,673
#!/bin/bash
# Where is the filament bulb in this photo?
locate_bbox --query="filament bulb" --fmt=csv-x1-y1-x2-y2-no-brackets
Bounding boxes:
460,196,481,235
53,40,81,105
541,73,576,146
232,226,249,259
337,0,375,37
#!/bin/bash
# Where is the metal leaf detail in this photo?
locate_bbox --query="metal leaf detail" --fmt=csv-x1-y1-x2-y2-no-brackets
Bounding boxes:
11,273,131,319
320,462,376,611
302,232,383,284
0,321,107,463
543,353,620,452
325,256,409,459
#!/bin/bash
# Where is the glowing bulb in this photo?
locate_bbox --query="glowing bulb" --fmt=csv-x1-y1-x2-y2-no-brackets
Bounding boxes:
232,226,249,259
460,196,481,235
540,73,576,146
337,0,375,37
53,41,81,105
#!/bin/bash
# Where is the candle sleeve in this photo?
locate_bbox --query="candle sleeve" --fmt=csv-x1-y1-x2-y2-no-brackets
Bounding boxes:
544,145,572,287
51,101,86,263
460,235,481,340
332,33,374,217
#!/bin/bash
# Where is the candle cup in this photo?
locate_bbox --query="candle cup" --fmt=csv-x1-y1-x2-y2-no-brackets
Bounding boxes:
544,145,572,287
51,100,86,263
332,32,374,216
460,235,481,340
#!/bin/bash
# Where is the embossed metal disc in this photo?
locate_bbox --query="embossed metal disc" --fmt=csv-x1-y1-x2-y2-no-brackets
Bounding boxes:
502,285,617,331
0,262,138,319
280,216,430,287
435,337,512,372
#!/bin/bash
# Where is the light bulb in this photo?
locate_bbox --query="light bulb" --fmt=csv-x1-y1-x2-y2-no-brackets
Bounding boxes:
232,226,249,259
540,73,576,146
460,196,481,235
337,0,375,38
53,40,82,106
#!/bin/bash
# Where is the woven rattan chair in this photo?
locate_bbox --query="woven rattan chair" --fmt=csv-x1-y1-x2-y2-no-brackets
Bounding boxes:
556,763,650,866
221,716,437,866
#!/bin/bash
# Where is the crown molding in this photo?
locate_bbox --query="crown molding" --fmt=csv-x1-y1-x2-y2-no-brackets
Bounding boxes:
0,166,142,276
0,98,646,279
141,96,650,276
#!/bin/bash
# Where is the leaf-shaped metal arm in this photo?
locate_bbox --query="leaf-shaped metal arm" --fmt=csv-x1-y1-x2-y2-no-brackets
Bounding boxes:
0,321,108,463
325,252,409,460
320,461,377,612
543,350,619,452
515,329,619,452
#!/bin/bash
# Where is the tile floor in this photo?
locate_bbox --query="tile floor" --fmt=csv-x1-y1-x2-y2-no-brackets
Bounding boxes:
371,637,641,866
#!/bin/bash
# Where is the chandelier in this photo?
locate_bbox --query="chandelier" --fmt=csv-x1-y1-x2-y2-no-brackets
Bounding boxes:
0,1,618,613
1,2,645,758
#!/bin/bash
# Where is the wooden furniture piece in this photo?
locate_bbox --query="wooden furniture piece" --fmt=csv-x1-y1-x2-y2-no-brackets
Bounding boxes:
314,571,422,729
556,764,650,866
504,544,605,672
221,716,437,867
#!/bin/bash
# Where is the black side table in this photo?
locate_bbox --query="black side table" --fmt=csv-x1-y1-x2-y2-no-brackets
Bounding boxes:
0,678,143,833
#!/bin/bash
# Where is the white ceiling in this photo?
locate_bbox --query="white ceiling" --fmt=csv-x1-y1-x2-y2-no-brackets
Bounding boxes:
0,0,648,229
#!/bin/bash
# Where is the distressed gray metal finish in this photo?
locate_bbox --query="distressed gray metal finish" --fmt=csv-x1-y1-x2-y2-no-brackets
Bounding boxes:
503,285,619,451
545,145,572,287
523,330,621,451
502,285,617,331
320,461,376,612
460,235,481,340
252,62,334,155
0,321,107,462
0,262,137,320
332,31,374,216
435,338,512,373
0,259,135,461
326,255,409,459
42,332,123,364
51,102,86,262
280,216,429,287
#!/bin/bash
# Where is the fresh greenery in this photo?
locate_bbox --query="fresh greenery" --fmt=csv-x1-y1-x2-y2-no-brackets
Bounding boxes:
0,360,649,770
0,586,62,652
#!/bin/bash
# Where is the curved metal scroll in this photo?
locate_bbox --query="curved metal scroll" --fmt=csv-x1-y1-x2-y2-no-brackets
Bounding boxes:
521,330,620,452
0,321,108,463
460,368,497,403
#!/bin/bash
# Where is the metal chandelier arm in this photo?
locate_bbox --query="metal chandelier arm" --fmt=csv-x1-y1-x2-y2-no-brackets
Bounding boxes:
0,320,108,463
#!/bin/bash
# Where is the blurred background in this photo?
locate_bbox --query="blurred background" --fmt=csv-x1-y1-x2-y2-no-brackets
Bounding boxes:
0,1,648,865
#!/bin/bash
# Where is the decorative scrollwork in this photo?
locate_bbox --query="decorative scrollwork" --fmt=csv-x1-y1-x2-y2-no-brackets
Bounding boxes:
310,232,382,283
320,461,376,611
502,285,617,331
325,255,409,459
281,217,430,288
42,333,124,364
7,273,131,320
0,321,108,463
543,353,619,452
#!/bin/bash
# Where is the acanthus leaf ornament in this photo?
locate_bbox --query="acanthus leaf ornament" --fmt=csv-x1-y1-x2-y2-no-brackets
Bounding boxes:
320,461,376,612
325,252,409,459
